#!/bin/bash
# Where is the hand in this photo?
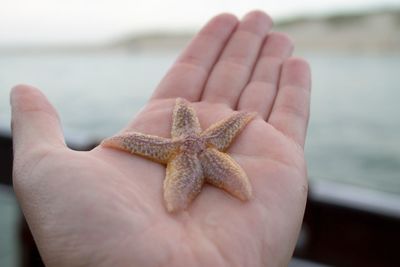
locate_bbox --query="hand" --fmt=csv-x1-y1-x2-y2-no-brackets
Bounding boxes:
11,10,311,267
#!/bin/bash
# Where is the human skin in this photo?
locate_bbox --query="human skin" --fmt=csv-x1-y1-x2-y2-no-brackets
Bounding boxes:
11,10,311,267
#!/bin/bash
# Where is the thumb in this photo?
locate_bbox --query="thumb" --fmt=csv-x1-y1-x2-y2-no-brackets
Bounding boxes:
10,84,66,157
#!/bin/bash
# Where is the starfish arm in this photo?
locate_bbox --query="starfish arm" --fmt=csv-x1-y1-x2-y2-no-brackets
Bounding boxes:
171,98,201,139
101,132,180,164
164,152,204,212
199,148,252,201
201,111,256,151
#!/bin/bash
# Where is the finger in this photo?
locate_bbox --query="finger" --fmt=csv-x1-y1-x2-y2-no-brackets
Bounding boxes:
151,13,238,102
201,10,272,108
237,33,294,119
268,58,311,147
11,85,66,156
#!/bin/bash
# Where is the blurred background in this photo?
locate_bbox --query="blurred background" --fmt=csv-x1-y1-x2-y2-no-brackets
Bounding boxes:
1,0,400,266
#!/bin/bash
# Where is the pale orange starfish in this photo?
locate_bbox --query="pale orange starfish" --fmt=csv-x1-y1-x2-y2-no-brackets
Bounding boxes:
101,98,256,212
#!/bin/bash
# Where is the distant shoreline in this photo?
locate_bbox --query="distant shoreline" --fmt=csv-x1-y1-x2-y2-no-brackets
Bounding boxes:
1,9,399,54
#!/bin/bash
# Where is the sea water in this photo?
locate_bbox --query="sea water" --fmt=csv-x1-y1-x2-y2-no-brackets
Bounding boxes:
0,50,399,194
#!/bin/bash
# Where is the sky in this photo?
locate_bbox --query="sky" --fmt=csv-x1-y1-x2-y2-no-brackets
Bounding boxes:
1,0,400,45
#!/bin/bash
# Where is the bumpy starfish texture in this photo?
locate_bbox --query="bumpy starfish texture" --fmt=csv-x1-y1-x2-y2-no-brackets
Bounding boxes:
101,98,255,212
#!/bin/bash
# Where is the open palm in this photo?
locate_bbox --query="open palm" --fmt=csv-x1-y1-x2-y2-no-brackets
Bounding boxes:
12,11,311,267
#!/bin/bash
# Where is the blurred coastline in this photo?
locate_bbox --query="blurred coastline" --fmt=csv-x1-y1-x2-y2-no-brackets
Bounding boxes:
1,9,399,54
112,9,400,54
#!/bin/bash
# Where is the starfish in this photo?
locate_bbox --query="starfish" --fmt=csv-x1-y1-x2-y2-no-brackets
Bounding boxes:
101,98,256,212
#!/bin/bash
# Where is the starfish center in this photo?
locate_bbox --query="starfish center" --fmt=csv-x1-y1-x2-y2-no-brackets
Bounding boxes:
180,135,206,154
